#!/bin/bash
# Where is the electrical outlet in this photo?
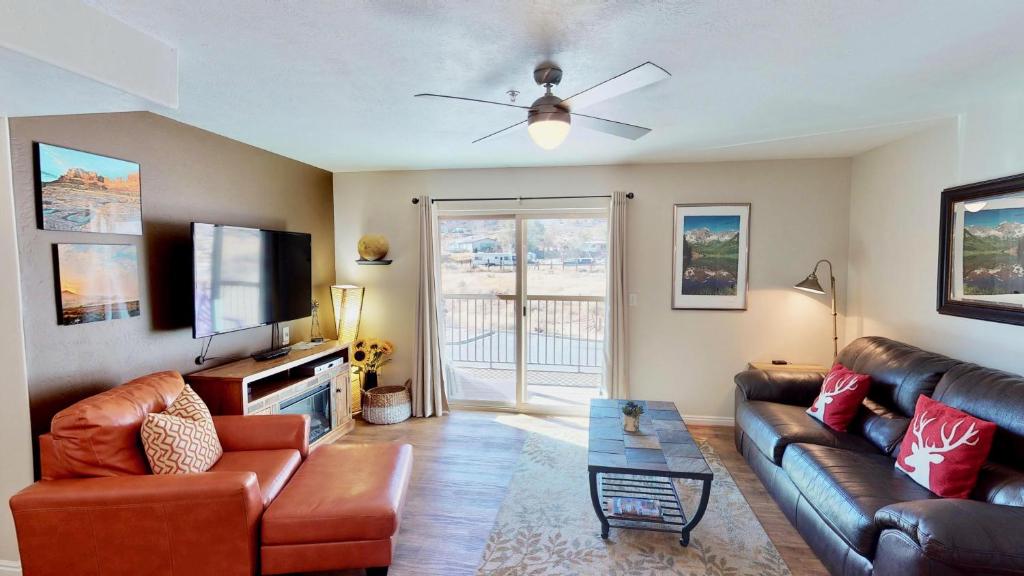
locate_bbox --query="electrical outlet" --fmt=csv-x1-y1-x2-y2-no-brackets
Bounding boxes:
628,293,638,307
281,326,290,345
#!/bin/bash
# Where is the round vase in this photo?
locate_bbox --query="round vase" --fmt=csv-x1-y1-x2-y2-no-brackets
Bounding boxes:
357,234,390,261
623,414,639,432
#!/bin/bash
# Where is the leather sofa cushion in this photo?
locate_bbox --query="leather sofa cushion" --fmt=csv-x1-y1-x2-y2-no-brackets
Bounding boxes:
49,371,186,477
933,363,1024,473
838,337,959,417
972,461,1024,506
782,443,938,557
849,398,910,457
737,399,878,465
262,442,413,545
209,449,302,509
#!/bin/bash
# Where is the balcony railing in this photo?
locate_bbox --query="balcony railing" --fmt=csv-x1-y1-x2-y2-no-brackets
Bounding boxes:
442,294,605,375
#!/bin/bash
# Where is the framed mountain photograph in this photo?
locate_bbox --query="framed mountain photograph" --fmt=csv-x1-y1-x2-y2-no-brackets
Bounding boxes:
34,142,142,235
672,203,750,310
938,173,1024,325
54,244,141,325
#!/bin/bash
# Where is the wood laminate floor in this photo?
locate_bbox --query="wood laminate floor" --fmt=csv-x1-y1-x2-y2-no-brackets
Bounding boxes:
327,410,826,576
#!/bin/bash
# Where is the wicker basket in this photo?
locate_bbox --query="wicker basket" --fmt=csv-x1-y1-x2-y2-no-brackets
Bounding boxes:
362,380,412,425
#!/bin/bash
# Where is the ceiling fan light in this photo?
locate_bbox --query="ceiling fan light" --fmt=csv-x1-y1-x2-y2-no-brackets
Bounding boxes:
527,112,571,150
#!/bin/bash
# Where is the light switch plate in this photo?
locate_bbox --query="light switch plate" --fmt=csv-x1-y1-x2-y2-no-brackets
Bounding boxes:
281,326,290,345
628,293,638,307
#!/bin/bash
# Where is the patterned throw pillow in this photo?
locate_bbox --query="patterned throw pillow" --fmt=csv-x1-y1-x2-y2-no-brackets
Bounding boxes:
806,364,871,431
896,395,996,498
140,385,223,474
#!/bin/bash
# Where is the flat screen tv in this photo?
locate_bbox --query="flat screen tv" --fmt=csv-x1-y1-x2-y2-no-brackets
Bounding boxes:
192,222,312,339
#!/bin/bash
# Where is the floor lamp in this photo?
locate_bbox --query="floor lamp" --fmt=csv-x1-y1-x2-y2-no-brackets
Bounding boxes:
794,259,838,359
330,284,365,344
331,284,365,413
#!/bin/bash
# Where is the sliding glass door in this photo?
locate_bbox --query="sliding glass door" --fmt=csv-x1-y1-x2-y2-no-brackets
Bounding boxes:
438,210,608,412
438,216,519,406
524,217,608,408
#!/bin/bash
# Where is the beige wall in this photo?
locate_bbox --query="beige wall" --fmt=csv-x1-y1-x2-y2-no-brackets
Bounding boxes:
334,160,852,420
847,99,1024,375
0,117,33,572
8,112,335,443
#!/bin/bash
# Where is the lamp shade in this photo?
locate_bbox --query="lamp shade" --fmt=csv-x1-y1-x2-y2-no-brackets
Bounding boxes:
527,98,571,150
330,284,365,344
527,117,571,150
794,273,826,295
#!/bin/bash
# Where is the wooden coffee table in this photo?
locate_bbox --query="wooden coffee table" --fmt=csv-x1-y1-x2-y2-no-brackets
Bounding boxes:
587,398,713,546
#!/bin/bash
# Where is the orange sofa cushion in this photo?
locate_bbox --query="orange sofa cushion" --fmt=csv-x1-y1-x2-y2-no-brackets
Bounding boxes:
210,449,302,508
49,371,186,477
261,443,413,545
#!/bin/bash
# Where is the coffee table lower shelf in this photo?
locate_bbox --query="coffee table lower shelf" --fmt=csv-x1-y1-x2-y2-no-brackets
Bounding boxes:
589,472,712,546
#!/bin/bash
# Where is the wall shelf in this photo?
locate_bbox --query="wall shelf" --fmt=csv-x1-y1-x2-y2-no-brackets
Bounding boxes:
356,259,392,265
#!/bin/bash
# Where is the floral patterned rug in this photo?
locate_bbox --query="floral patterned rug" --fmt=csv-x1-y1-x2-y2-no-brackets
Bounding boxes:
476,417,792,576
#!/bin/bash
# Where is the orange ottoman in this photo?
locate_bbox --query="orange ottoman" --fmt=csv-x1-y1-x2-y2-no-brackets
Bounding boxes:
260,443,413,576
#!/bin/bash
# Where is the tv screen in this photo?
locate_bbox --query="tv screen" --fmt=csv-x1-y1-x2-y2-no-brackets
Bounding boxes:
192,222,312,338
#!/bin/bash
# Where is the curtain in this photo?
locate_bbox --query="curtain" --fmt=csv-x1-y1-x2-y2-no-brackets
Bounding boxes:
603,191,629,399
413,195,449,417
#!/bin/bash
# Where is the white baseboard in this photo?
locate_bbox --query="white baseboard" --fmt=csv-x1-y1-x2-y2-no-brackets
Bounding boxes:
682,414,735,427
0,559,21,575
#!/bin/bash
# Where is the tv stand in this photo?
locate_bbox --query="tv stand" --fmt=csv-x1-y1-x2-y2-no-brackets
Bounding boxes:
187,340,354,448
253,346,292,361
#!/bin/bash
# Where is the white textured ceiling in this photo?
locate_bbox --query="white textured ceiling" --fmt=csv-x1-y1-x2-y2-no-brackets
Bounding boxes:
74,0,1024,171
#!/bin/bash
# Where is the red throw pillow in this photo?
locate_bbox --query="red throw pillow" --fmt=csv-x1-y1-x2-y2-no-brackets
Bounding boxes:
895,395,996,498
806,364,871,431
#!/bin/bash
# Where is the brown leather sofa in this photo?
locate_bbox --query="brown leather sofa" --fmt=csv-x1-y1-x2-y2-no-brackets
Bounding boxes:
735,337,1024,576
10,371,413,576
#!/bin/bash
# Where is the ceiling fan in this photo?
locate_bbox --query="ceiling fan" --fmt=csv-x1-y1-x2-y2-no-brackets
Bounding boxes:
415,61,670,150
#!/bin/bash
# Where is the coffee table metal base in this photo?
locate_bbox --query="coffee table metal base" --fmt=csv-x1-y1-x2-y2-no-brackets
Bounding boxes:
589,470,712,547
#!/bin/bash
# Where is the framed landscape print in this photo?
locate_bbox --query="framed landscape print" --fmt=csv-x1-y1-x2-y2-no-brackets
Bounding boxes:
54,244,141,325
672,203,750,310
938,173,1024,326
34,142,142,235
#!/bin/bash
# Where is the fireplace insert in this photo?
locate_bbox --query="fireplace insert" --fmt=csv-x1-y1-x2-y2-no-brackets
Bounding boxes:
278,382,332,442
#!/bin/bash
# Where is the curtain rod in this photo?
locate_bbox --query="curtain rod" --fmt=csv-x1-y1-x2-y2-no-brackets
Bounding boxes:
411,192,634,204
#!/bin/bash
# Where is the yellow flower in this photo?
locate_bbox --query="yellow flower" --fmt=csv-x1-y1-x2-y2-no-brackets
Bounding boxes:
351,336,392,369
352,349,367,366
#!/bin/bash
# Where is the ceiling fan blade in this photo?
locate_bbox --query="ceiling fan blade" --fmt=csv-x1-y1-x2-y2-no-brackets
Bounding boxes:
473,120,527,143
414,93,529,110
561,62,670,111
571,113,651,140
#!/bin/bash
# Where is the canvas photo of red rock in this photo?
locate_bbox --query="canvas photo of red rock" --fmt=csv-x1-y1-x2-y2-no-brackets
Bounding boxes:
36,143,142,235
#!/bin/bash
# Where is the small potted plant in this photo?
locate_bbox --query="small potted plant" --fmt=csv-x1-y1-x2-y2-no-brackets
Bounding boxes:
622,401,645,432
351,337,394,391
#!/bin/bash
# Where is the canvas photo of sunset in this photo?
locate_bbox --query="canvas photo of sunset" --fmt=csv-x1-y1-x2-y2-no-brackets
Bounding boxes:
35,143,142,235
55,244,140,325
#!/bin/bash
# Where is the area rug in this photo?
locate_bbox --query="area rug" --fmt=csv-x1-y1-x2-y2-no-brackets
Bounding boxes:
476,417,792,576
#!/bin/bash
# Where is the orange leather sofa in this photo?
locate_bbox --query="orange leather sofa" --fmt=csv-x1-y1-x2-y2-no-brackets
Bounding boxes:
9,371,413,576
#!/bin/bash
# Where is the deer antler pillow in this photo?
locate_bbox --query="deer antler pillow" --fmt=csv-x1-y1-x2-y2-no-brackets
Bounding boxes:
896,395,996,498
806,364,871,431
